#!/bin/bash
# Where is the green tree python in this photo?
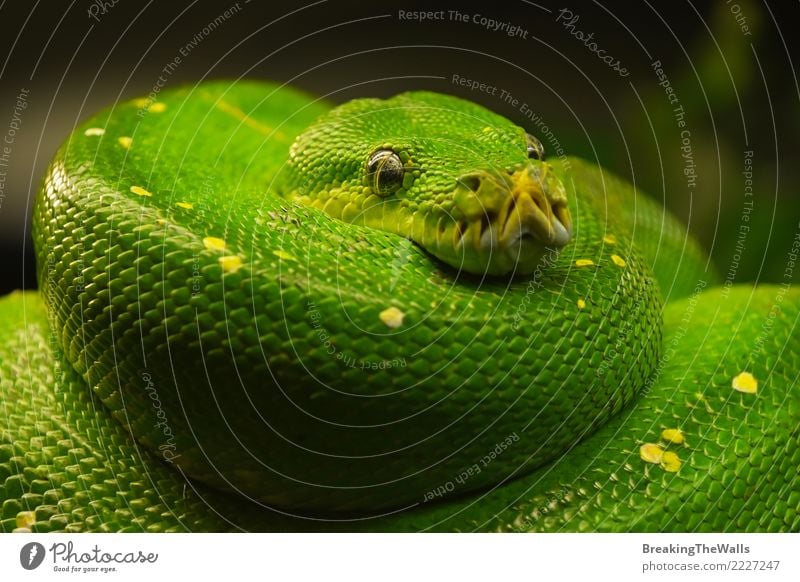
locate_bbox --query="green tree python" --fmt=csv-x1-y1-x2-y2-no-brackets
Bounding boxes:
0,80,797,532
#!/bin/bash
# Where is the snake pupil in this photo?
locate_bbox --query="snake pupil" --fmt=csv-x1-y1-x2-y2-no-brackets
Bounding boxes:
526,133,545,160
367,150,404,196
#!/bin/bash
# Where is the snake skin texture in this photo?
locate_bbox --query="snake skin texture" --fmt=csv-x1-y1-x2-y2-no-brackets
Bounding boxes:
0,80,796,531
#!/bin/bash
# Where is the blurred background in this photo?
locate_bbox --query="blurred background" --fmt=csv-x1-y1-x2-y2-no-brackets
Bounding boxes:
0,0,797,294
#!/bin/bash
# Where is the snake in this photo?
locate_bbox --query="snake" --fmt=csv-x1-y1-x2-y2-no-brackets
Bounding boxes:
1,80,798,532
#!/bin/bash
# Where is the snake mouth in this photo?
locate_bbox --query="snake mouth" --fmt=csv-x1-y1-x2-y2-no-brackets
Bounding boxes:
441,166,573,275
497,181,572,249
452,202,571,250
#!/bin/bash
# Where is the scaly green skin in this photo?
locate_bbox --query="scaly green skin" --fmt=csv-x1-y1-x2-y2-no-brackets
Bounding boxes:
2,286,797,532
0,80,796,532
32,81,661,514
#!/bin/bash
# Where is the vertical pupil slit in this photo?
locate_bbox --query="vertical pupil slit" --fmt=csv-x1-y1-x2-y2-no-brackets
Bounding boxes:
369,150,403,196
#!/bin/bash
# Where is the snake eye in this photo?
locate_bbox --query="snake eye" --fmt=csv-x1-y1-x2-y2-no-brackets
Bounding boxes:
526,134,545,160
367,150,404,196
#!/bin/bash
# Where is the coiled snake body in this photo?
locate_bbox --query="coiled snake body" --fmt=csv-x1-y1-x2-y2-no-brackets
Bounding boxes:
0,81,797,532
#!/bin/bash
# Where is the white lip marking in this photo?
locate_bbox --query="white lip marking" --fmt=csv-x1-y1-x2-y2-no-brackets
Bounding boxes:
480,225,496,250
549,214,571,246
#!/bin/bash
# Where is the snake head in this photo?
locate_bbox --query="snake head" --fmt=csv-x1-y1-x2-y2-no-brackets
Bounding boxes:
436,162,572,275
284,91,572,276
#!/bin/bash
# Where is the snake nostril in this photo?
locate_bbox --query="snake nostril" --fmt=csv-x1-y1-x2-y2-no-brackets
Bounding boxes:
458,175,481,193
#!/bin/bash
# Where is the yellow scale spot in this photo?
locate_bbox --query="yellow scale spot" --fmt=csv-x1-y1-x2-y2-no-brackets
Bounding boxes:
218,255,243,273
16,511,35,529
130,185,152,197
379,306,405,329
203,236,227,251
611,255,627,267
273,250,296,261
639,443,664,464
84,127,105,136
577,299,586,309
603,234,617,245
732,371,758,394
176,202,193,210
661,428,684,445
118,136,133,149
133,98,167,113
660,451,682,472
575,259,594,267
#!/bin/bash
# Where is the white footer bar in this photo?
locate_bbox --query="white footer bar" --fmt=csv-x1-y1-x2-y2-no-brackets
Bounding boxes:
1,533,797,581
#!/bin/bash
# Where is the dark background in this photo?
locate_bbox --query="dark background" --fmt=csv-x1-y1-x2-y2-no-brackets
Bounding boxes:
1,0,798,294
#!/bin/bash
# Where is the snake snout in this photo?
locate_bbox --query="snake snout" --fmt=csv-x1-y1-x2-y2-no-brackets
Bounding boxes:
502,170,573,249
453,166,573,253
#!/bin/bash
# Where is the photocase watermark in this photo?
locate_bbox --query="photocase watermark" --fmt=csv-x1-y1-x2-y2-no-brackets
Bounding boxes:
306,300,408,370
338,353,407,370
0,87,29,213
137,2,244,116
651,60,697,191
721,150,754,296
422,432,519,502
782,221,800,283
73,239,87,293
555,8,629,77
397,9,529,39
20,540,158,573
20,542,46,570
747,221,798,357
510,486,571,531
640,278,707,396
595,278,657,379
748,282,791,359
515,102,571,172
141,371,181,463
725,0,753,36
87,0,121,22
449,75,571,172
189,174,216,296
190,253,203,296
46,541,157,574
510,247,561,331
451,73,499,97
